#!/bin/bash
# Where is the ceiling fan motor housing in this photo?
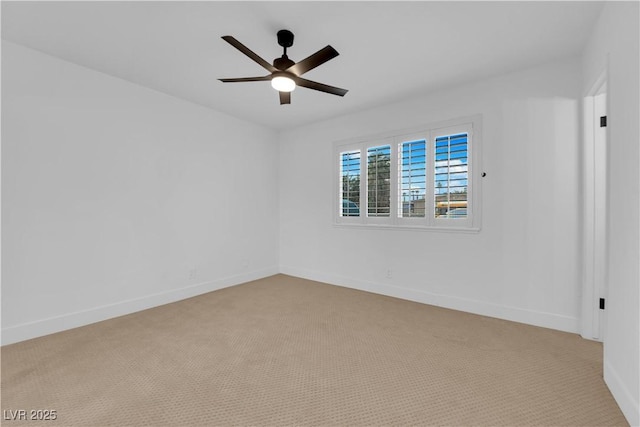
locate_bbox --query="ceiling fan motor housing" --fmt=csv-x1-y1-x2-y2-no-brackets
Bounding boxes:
277,29,294,48
274,56,295,71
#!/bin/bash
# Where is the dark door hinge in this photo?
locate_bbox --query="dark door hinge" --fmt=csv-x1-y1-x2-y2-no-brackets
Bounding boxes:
600,116,607,127
599,298,605,310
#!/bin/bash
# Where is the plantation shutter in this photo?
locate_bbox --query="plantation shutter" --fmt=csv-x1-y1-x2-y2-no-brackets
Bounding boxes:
434,133,468,218
399,139,427,218
340,150,361,216
367,145,391,217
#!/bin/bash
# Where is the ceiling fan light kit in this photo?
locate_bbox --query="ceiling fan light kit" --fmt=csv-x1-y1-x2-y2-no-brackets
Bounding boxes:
271,73,296,92
219,29,348,105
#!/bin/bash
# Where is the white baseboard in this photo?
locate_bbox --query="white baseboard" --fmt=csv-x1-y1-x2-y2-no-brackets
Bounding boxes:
279,265,580,334
3,265,581,346
604,359,640,426
1,267,279,346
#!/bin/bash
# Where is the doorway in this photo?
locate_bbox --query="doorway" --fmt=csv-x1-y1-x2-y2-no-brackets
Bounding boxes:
582,73,608,341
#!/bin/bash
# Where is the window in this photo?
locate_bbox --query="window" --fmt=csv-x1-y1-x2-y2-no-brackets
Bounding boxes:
434,133,468,219
399,140,426,218
335,115,481,230
367,145,391,217
340,150,361,217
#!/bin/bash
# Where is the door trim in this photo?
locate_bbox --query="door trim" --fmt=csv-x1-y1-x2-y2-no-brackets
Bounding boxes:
581,69,608,341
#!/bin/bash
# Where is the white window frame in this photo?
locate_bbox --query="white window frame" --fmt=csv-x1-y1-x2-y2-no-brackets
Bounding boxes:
334,115,482,232
431,122,473,229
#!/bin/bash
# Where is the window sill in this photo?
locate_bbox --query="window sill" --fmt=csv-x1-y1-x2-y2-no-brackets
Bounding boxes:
332,222,481,233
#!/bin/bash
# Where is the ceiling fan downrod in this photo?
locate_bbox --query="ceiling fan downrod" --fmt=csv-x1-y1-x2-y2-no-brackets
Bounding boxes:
274,30,295,70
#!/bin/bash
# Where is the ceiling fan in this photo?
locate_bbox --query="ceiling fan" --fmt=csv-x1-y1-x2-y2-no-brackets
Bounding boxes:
218,29,348,105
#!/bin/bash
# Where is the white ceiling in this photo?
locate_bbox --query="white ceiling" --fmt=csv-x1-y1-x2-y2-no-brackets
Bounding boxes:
2,1,603,131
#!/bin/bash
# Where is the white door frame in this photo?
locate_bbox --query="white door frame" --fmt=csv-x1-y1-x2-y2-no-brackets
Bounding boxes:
581,70,608,341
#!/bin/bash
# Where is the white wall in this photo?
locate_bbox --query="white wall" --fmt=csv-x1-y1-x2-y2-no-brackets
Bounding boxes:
279,58,583,333
1,41,279,345
582,3,640,425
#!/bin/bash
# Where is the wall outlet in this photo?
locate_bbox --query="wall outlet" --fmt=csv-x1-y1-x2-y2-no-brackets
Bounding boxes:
386,269,393,279
188,268,197,280
242,259,250,269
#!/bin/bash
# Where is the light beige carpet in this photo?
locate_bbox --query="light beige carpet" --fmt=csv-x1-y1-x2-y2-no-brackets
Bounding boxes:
1,274,628,426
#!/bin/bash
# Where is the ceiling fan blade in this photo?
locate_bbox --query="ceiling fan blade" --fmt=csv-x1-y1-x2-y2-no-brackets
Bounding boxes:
221,36,277,73
286,45,339,76
279,91,291,105
219,76,271,83
294,77,348,97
